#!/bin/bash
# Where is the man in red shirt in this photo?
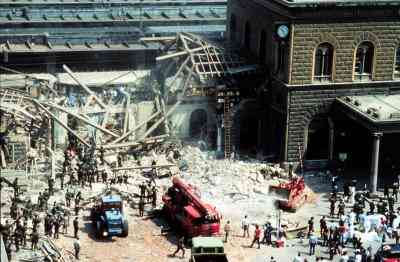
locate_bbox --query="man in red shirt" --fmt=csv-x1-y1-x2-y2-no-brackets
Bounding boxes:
250,224,261,249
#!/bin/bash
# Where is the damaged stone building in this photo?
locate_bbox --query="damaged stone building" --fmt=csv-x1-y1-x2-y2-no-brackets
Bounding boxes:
228,0,400,191
0,0,230,156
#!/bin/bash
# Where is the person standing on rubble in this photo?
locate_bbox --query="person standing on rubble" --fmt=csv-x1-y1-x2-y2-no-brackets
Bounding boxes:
241,215,250,238
262,222,273,245
54,216,60,239
32,213,41,232
224,220,231,243
74,237,81,260
308,217,314,236
138,197,145,217
151,186,157,209
172,235,185,258
62,211,69,234
48,176,54,196
139,181,146,199
250,224,261,249
31,228,39,250
73,216,79,239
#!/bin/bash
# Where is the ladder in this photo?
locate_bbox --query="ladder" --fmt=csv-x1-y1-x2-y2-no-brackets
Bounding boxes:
298,142,304,174
224,97,232,159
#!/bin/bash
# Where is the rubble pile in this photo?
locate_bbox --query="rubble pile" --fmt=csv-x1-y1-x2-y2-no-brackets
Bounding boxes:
157,145,292,224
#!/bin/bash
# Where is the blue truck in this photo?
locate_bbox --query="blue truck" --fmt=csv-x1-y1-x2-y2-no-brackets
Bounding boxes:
90,195,129,238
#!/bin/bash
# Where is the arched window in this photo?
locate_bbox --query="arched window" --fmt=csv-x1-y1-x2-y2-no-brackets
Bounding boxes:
354,41,374,81
395,46,400,79
230,14,237,42
314,43,334,82
244,21,251,49
258,29,267,64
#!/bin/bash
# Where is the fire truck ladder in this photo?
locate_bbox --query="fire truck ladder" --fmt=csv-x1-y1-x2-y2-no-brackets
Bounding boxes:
224,97,232,159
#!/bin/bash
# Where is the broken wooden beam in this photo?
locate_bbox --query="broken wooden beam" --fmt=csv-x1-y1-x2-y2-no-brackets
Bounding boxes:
109,110,161,144
156,46,211,61
43,102,119,138
112,163,176,172
62,65,107,109
102,134,168,149
32,100,90,147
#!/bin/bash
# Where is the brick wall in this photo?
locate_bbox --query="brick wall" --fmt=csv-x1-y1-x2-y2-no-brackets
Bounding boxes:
291,22,400,85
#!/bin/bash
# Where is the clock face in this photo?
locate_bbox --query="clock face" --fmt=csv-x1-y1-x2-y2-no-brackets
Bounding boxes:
277,25,289,39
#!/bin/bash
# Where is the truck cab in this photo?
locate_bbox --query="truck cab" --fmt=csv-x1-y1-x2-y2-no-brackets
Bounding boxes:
190,237,228,262
90,195,128,238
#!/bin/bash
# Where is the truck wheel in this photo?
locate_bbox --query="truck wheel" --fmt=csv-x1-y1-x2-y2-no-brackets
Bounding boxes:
121,219,129,237
94,221,102,239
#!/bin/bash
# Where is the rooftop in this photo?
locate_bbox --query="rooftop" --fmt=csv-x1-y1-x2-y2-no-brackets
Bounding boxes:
336,94,400,123
273,0,400,7
0,40,158,53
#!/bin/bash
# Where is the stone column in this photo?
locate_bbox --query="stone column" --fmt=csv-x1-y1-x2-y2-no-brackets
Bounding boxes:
370,132,383,194
328,126,334,161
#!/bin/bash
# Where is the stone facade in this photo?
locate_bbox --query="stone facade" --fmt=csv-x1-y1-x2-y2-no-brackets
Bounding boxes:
228,0,400,162
290,22,400,85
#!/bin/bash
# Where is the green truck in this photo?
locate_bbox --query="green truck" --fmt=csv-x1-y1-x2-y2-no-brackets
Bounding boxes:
190,237,228,262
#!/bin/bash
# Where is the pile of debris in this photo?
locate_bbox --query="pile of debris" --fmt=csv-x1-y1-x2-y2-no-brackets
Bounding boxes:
136,145,297,225
16,237,74,262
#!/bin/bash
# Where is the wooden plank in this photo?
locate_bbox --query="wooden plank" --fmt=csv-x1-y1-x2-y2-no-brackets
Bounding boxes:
113,163,176,172
109,110,161,144
103,134,168,149
156,46,210,61
43,102,119,138
33,100,90,147
139,65,194,141
62,65,107,109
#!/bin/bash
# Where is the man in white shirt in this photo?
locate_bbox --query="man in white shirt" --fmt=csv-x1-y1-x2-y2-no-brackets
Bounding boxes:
241,215,250,238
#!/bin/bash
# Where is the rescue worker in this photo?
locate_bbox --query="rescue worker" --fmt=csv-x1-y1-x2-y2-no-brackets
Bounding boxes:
338,199,346,217
320,216,327,238
369,200,375,215
73,216,79,239
74,237,81,260
48,176,54,196
139,181,146,199
172,236,185,258
384,185,390,199
14,224,22,252
224,220,231,243
241,215,250,238
308,217,314,236
393,183,399,202
139,197,145,217
151,186,157,209
388,196,395,213
31,228,39,250
13,177,19,199
54,217,60,239
65,190,71,207
250,224,262,249
329,194,336,217
21,220,27,247
62,212,69,234
1,220,11,246
32,213,41,232
262,222,273,245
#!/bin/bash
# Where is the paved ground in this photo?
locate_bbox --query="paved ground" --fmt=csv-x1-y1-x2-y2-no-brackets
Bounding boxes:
2,168,396,262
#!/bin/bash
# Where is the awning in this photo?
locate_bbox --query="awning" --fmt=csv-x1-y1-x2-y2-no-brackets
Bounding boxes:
336,94,400,133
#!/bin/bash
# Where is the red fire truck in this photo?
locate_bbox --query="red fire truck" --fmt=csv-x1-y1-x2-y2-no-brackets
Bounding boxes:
162,177,221,238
